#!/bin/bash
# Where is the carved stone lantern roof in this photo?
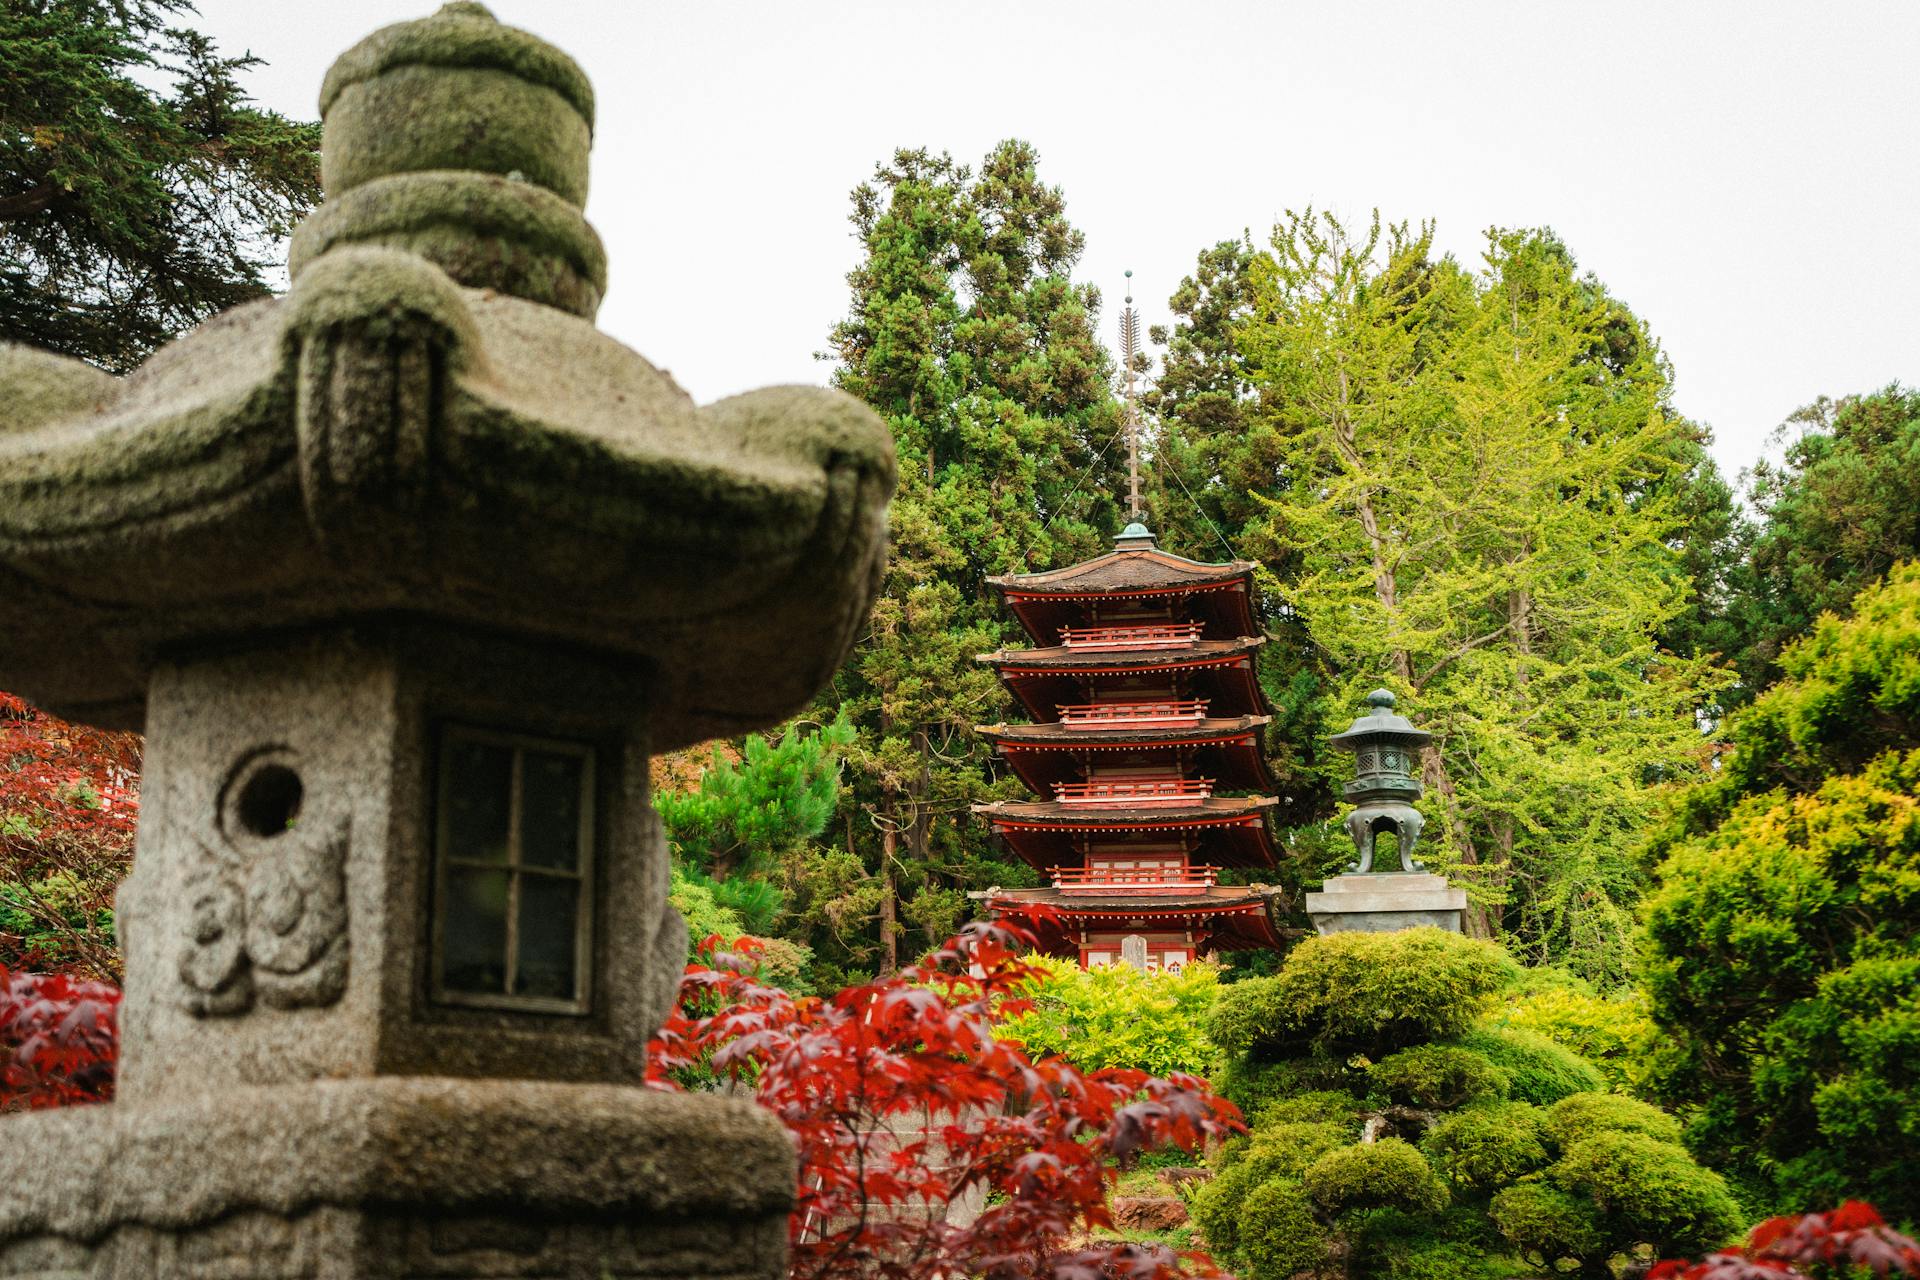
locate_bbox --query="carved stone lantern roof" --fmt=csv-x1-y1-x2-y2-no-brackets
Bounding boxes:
0,1,893,753
1329,688,1431,752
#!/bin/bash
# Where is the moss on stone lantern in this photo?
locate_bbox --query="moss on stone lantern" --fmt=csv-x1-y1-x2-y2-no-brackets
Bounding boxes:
0,6,893,1275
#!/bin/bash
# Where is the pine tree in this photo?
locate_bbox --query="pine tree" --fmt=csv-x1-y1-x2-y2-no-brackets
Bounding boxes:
0,0,321,371
819,142,1126,975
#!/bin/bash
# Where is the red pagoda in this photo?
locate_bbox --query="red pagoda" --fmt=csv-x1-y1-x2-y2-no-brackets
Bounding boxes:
969,521,1290,971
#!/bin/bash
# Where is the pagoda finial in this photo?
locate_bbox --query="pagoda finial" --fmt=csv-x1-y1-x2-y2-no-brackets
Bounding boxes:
1120,269,1142,522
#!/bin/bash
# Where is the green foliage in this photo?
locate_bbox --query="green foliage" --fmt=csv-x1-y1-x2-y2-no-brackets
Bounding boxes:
657,716,852,951
1209,928,1514,1057
819,142,1126,973
994,954,1221,1076
1488,1182,1603,1264
1373,1238,1514,1280
0,0,322,370
1541,1092,1682,1150
1732,385,1920,695
1234,1121,1350,1182
1158,213,1728,980
1483,977,1659,1095
1302,1139,1449,1215
1644,567,1920,1219
1547,1130,1745,1258
1451,1027,1604,1107
1233,1179,1327,1280
1420,1102,1549,1190
1212,1054,1357,1124
1370,1044,1510,1110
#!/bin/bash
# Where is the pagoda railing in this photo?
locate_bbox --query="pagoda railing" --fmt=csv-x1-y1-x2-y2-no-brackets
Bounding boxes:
1051,864,1220,894
1056,699,1209,728
1052,777,1214,806
1059,622,1203,651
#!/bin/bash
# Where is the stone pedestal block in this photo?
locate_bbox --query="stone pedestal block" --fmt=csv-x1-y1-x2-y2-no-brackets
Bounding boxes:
1303,872,1467,934
0,1080,793,1280
115,622,682,1102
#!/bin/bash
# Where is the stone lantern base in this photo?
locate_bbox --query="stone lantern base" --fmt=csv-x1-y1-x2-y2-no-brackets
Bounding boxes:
0,1081,792,1280
1303,872,1467,935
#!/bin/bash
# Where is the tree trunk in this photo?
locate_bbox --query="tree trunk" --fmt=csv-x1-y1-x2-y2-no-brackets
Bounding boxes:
878,822,899,976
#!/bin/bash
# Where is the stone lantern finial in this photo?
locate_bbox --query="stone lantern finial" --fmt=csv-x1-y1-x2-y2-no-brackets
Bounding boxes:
0,6,894,1275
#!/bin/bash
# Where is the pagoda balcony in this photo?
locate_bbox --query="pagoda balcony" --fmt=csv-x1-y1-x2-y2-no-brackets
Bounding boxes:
1049,864,1221,894
1051,776,1215,806
1056,699,1209,729
1059,622,1204,651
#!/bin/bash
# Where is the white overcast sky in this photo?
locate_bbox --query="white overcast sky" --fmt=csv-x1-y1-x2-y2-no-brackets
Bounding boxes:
195,0,1919,481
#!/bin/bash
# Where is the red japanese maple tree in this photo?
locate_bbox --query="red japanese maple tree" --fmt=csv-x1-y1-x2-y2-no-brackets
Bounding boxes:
1650,1203,1920,1279
0,691,141,980
0,966,119,1109
648,921,1238,1280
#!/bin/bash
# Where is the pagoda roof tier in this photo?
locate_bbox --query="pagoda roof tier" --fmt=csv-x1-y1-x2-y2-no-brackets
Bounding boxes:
974,796,1279,869
982,637,1269,723
971,885,1294,954
978,717,1275,793
985,545,1255,598
986,527,1260,644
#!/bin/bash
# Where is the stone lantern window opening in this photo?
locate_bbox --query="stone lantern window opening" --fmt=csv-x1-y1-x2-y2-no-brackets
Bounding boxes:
431,724,595,1014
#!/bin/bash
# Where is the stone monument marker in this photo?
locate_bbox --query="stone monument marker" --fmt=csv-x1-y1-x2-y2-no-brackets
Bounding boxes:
0,5,896,1276
1303,690,1468,934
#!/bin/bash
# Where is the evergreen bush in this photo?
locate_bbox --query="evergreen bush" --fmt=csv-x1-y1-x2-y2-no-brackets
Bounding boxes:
1302,1139,1450,1215
1548,1130,1745,1258
1370,1043,1511,1109
1234,1179,1327,1280
1487,1182,1604,1263
1542,1091,1682,1150
1453,1027,1603,1105
1208,928,1516,1057
1420,1101,1549,1190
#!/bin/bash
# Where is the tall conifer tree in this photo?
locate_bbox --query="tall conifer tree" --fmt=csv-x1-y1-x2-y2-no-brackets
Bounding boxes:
819,142,1125,975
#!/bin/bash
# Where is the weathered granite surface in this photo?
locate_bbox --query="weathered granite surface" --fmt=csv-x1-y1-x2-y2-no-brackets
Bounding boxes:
0,1,894,753
1303,871,1467,934
0,5,885,1276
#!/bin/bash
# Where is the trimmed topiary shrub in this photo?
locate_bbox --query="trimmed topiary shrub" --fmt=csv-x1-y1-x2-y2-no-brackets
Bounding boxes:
1188,1162,1256,1259
1489,1181,1603,1263
1216,1120,1348,1181
1420,1101,1549,1190
1370,1043,1511,1109
1302,1138,1449,1215
1209,928,1516,1058
1234,1178,1327,1280
1542,1090,1682,1150
1549,1129,1745,1258
1213,1051,1356,1123
1452,1026,1603,1105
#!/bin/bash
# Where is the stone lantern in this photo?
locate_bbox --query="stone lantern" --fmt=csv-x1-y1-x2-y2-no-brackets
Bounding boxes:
1302,690,1466,934
0,5,895,1277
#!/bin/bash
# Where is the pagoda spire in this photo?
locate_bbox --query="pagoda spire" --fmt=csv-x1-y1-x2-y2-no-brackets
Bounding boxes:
1120,269,1143,522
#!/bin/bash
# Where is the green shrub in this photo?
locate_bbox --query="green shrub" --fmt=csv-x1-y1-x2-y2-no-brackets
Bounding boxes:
995,952,1222,1075
1376,1238,1514,1280
1235,1121,1350,1183
1643,567,1920,1218
1302,1139,1449,1215
1488,1182,1603,1263
1259,1088,1366,1132
1549,1129,1745,1258
1370,1044,1511,1109
1188,1162,1256,1259
1485,980,1659,1096
1235,1179,1327,1280
1210,929,1515,1057
1542,1091,1682,1151
1213,1053,1356,1123
1451,1027,1603,1105
1420,1102,1549,1190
